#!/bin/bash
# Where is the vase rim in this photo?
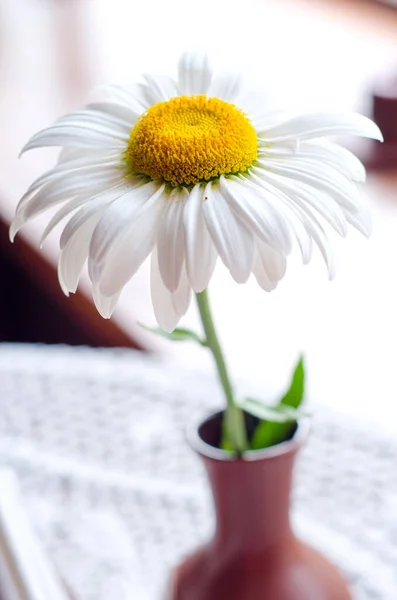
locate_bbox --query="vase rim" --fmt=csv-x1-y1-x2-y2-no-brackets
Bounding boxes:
187,409,310,462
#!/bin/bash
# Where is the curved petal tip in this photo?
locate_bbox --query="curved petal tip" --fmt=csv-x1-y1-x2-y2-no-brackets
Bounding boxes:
9,218,22,242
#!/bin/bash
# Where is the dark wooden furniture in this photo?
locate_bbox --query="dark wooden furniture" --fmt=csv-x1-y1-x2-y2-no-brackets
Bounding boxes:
0,217,143,348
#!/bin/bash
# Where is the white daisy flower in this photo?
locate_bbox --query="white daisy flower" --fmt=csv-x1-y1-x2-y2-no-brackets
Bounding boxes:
11,52,382,332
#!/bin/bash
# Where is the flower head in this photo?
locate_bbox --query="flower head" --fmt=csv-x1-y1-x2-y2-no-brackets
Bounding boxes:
11,52,382,331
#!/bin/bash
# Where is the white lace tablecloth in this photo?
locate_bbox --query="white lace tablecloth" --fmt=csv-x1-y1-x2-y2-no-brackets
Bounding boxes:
0,344,396,600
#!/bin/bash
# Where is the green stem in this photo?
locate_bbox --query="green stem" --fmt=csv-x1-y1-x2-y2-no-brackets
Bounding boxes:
195,290,248,454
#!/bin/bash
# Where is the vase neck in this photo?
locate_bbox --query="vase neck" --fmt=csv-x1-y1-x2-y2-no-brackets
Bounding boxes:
202,450,296,555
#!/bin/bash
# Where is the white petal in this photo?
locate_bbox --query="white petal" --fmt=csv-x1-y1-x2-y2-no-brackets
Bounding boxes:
284,140,367,182
220,175,293,254
40,193,100,246
344,208,372,238
304,213,335,279
57,147,90,164
234,173,313,262
172,264,191,316
257,141,299,158
57,148,114,166
248,168,346,268
157,187,188,293
251,110,292,131
142,74,179,102
59,187,126,250
252,166,348,237
95,185,166,296
21,122,127,154
19,155,124,208
259,112,383,143
57,209,107,295
178,52,213,95
272,204,312,264
184,184,217,292
40,179,142,246
55,109,131,136
207,72,242,103
48,151,122,176
151,250,178,332
253,240,287,291
87,102,139,126
9,215,25,242
100,83,156,113
235,91,278,124
287,218,313,264
87,181,156,282
92,286,121,319
202,181,254,284
284,200,336,279
89,181,162,267
129,82,160,109
10,173,125,243
18,169,123,222
256,160,359,213
151,249,191,332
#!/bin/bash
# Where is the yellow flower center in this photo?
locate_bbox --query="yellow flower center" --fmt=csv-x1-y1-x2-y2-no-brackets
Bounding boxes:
126,95,258,187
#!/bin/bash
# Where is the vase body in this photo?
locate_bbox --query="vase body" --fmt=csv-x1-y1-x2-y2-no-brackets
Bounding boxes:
169,412,351,600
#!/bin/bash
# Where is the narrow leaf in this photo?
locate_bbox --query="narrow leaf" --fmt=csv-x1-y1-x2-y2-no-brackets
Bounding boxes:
238,397,308,423
139,324,207,346
251,355,306,450
279,355,305,410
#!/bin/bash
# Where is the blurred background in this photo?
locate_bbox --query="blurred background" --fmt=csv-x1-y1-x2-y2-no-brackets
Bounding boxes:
1,1,397,598
2,0,397,430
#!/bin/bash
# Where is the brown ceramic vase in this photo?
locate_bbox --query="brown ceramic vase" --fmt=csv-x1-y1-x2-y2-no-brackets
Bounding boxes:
169,411,351,600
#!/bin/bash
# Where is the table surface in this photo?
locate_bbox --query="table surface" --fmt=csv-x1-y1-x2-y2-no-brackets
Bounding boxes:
0,344,396,600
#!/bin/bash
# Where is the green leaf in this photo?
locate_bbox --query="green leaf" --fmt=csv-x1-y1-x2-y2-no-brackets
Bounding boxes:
279,355,305,410
238,397,309,423
139,324,207,346
251,355,306,450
